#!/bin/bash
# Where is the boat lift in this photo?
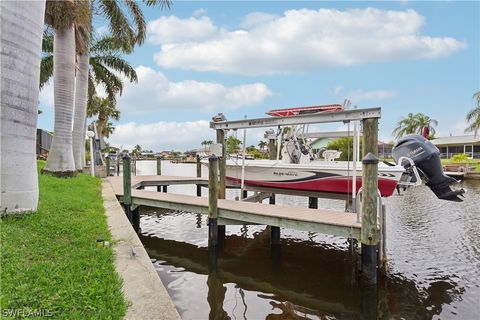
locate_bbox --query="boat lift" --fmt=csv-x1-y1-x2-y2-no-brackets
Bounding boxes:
210,107,379,212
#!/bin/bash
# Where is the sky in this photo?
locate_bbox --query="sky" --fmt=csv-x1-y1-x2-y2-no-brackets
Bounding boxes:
38,1,480,152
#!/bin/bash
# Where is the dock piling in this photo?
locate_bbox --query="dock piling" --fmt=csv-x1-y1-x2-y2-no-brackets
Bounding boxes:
106,156,110,176
196,155,202,196
271,226,281,245
122,155,132,222
156,157,162,192
208,155,219,247
216,129,227,240
116,158,120,176
360,117,380,286
308,197,318,209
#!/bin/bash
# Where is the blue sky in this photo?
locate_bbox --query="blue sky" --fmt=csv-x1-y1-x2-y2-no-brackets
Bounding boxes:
39,1,480,151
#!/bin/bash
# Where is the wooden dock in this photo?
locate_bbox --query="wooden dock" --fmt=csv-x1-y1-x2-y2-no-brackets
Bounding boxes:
106,175,362,240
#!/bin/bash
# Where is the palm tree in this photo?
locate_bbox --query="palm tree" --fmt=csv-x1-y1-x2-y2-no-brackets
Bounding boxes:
465,91,480,137
201,140,213,151
132,144,142,156
0,1,45,213
393,112,438,139
258,141,267,151
43,0,90,176
102,122,116,138
416,113,438,137
87,96,121,143
41,33,137,170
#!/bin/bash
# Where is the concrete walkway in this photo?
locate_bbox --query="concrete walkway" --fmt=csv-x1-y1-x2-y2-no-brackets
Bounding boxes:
102,181,181,320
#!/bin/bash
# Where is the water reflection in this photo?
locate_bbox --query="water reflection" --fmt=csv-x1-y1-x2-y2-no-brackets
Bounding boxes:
139,217,465,319
133,161,480,319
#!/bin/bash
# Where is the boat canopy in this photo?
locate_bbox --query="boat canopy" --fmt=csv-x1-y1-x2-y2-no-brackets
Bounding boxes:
266,104,344,117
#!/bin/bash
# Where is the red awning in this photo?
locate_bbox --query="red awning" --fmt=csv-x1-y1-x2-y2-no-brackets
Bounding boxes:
266,104,344,117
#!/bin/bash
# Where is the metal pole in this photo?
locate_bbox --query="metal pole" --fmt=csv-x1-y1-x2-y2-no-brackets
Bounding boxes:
122,155,132,222
216,129,226,199
240,119,247,198
89,137,95,176
352,121,358,212
208,155,219,247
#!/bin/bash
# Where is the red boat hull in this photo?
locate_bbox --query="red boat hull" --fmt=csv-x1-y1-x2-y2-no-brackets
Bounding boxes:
227,176,398,197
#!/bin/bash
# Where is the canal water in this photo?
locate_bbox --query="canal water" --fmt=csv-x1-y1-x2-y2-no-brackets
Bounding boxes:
133,160,480,319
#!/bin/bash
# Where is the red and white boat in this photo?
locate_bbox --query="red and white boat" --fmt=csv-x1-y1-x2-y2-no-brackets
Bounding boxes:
225,160,404,197
223,104,406,197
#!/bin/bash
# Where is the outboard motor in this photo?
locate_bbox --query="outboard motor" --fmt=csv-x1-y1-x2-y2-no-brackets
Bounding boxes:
392,135,465,202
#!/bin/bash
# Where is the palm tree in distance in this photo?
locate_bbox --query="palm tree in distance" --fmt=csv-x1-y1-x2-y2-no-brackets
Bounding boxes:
258,140,267,151
465,91,480,137
201,140,213,151
132,144,142,156
0,0,45,213
87,96,121,141
393,112,438,139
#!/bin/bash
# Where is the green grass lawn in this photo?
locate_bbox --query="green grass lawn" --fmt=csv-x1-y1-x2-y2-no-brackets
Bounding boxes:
1,161,127,319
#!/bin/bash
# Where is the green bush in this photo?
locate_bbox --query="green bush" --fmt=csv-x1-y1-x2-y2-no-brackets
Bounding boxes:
451,153,469,163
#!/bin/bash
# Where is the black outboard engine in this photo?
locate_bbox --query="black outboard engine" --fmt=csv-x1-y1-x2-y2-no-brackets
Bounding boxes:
392,135,465,202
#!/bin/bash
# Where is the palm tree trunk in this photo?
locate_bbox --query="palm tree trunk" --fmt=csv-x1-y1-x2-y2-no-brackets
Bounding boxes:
44,26,76,176
0,0,45,213
72,53,89,171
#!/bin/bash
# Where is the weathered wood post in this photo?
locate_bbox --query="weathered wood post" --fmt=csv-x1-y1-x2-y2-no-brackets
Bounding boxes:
116,157,120,176
156,156,162,192
106,156,110,176
208,155,219,247
360,117,379,285
122,154,132,222
216,129,226,240
269,194,275,204
196,155,202,197
308,197,318,209
132,157,137,176
156,156,162,175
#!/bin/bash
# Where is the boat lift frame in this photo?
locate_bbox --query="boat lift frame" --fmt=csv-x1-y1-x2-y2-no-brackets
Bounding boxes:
210,106,383,285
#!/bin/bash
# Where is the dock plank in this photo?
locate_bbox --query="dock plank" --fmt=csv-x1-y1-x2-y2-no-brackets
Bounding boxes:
106,176,362,239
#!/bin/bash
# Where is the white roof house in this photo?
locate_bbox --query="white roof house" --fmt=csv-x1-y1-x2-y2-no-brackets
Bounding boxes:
431,135,480,158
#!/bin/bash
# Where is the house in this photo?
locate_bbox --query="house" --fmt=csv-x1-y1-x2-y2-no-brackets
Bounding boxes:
36,129,53,158
431,135,480,158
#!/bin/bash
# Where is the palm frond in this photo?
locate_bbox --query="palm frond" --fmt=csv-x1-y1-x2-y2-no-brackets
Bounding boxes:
97,0,135,51
144,0,172,9
125,0,146,45
91,61,124,99
40,55,54,90
42,31,54,53
91,55,137,83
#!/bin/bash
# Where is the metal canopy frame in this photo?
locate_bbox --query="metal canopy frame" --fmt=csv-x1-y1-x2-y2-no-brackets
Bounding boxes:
210,107,380,130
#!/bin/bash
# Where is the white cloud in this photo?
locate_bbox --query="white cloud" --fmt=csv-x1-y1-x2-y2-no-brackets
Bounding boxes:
150,8,465,75
147,15,222,44
239,12,279,29
117,66,272,114
193,8,207,17
347,89,399,103
109,120,275,151
39,83,54,109
109,120,212,151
